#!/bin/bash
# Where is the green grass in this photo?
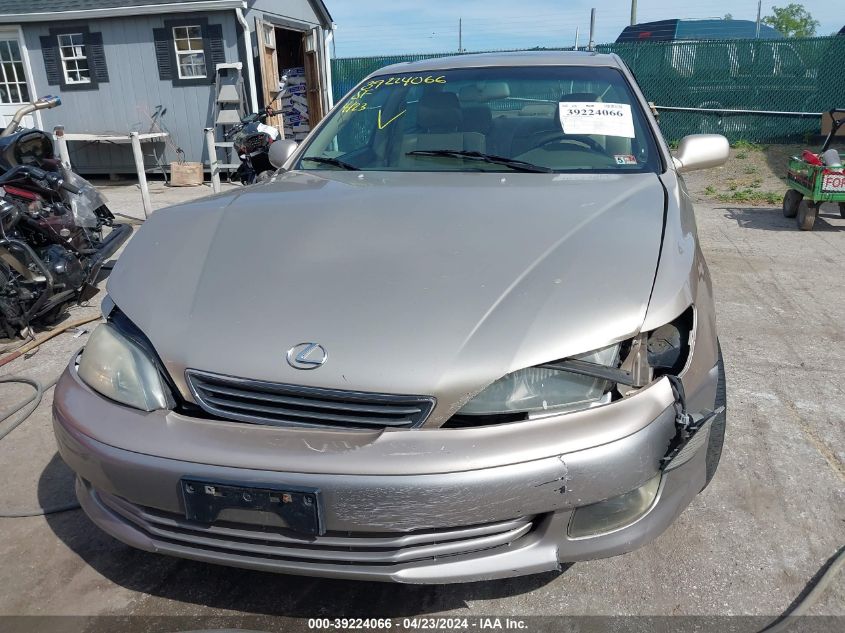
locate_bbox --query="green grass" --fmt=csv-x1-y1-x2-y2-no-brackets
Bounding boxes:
704,185,717,195
732,140,764,152
717,189,782,205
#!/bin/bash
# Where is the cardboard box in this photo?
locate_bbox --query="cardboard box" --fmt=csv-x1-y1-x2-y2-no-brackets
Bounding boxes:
170,162,203,186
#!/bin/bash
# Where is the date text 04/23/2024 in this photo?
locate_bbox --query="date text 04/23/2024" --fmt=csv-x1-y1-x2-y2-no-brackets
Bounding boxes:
307,618,529,630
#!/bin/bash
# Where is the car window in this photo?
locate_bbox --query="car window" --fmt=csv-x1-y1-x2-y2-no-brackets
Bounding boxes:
297,65,661,174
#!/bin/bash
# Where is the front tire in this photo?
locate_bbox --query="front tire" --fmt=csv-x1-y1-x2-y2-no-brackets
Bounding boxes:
703,343,727,489
796,200,817,231
782,189,802,218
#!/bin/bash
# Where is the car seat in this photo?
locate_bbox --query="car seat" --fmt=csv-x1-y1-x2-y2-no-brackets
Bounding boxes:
399,92,485,167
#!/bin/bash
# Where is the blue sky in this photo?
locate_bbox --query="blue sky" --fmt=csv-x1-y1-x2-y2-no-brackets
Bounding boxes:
328,0,841,57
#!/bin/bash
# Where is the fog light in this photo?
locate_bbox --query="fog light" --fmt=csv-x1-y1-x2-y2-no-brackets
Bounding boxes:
568,473,662,538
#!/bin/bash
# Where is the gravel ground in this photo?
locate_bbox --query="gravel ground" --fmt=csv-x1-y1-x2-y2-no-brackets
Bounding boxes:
0,181,842,629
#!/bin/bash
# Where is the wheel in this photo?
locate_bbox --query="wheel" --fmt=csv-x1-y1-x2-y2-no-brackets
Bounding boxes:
839,202,845,219
782,189,802,218
703,342,727,490
796,200,817,231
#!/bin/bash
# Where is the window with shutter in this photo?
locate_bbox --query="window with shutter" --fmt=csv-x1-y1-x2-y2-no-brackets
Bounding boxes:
155,18,227,86
40,26,108,91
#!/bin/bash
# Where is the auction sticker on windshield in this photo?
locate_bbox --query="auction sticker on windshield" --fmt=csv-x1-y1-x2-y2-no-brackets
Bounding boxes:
559,102,635,138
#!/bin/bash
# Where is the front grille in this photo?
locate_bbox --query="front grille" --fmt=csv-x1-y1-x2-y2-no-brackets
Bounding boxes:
185,369,435,429
98,489,534,567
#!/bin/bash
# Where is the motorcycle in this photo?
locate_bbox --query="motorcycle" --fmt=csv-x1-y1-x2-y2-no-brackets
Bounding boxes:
225,104,282,184
0,96,131,339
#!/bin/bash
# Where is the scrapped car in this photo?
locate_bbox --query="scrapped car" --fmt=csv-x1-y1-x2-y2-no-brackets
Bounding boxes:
53,51,729,583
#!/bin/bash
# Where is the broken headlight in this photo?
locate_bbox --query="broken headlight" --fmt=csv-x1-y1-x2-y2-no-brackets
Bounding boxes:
449,308,693,427
456,344,621,418
77,323,169,411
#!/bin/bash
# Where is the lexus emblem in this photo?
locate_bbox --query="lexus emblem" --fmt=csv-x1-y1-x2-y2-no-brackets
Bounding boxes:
286,342,328,370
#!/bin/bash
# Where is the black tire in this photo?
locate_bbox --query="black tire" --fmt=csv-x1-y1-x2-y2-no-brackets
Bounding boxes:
797,200,817,231
839,202,845,219
703,343,727,490
782,189,802,218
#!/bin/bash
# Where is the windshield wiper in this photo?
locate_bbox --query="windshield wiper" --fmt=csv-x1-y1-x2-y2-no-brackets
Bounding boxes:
405,150,553,173
301,156,360,171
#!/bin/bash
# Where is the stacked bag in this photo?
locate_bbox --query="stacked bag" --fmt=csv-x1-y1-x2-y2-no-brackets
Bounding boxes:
279,67,310,142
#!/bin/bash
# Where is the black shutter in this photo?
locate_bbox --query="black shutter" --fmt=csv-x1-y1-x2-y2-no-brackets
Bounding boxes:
40,35,61,86
86,32,109,83
153,27,174,80
205,24,226,83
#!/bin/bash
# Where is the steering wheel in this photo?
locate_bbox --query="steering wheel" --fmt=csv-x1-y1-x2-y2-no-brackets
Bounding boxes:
529,131,611,155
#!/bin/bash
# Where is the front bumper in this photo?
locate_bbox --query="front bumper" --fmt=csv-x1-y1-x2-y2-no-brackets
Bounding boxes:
53,365,714,583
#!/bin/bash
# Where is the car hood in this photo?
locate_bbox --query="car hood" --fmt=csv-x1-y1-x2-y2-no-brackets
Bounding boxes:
108,170,666,421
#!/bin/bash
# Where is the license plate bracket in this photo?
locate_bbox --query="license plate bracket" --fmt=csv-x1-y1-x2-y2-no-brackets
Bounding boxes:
180,478,323,536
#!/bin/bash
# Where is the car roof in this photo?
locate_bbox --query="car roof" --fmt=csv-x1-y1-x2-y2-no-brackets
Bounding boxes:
373,50,624,76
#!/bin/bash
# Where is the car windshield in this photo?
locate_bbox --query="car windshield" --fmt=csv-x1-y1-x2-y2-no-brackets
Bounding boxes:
297,65,661,173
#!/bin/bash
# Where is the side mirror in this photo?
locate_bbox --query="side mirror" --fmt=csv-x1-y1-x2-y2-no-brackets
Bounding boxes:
268,139,298,169
672,134,729,173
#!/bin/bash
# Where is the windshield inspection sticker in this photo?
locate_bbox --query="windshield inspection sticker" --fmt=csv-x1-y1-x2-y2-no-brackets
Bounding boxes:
614,154,638,165
559,102,635,138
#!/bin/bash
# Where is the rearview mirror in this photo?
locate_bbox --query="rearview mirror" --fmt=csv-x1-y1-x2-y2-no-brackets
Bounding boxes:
268,139,298,169
672,134,729,173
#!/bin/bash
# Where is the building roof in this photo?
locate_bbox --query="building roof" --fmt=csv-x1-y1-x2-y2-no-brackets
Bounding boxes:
0,0,244,22
616,19,782,42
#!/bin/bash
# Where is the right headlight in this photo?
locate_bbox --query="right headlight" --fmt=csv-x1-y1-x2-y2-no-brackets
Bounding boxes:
77,323,169,411
456,344,621,418
450,307,694,426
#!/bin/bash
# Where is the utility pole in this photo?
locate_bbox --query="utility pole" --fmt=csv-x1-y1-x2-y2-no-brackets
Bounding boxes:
755,0,762,39
458,18,462,53
630,0,637,26
574,26,579,50
588,8,596,51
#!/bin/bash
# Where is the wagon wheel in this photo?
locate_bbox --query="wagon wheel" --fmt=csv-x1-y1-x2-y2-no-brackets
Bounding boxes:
782,189,802,218
796,200,817,231
840,202,845,219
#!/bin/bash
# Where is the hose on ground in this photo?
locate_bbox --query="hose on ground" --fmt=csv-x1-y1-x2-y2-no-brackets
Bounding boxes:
0,315,101,516
759,545,845,632
0,374,79,517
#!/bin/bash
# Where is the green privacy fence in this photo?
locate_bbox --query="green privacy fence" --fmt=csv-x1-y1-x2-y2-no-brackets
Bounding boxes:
330,36,845,143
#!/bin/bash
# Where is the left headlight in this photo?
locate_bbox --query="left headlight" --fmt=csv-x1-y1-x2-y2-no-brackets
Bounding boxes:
77,323,169,411
457,344,620,417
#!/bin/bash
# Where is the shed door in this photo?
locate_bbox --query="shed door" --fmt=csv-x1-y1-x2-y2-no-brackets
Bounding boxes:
254,17,283,130
0,28,36,129
302,28,324,124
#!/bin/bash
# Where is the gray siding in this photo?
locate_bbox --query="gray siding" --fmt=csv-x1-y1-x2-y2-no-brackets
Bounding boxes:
22,11,240,173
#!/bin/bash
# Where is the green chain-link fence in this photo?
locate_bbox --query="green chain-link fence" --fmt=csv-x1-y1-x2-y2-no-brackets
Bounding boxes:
330,36,845,143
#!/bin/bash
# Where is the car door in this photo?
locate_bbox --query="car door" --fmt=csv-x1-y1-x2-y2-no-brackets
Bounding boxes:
0,27,38,130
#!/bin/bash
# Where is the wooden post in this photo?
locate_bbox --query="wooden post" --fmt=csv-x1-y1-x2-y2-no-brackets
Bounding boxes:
129,132,152,219
53,126,71,169
205,127,221,193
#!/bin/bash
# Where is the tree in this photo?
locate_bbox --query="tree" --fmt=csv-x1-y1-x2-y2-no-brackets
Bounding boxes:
723,13,733,21
762,3,820,38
